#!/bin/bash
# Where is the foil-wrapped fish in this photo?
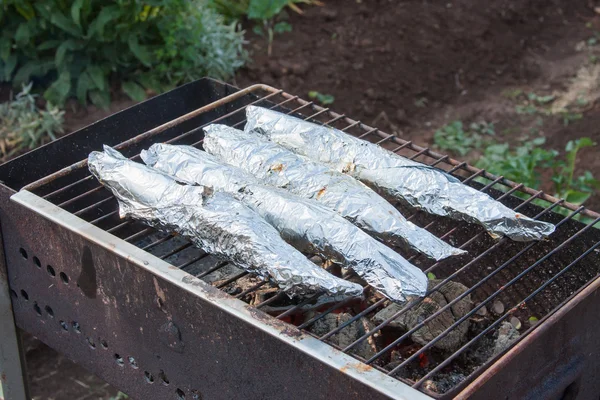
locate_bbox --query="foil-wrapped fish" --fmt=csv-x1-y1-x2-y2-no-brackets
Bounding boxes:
202,124,465,261
244,105,556,242
141,143,428,301
88,146,363,299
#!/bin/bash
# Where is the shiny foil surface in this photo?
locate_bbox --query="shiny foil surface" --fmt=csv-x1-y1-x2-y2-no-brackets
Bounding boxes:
142,143,428,301
88,146,363,299
202,124,465,261
244,106,556,242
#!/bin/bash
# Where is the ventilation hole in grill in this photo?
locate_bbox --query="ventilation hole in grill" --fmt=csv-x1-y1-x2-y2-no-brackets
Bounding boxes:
60,320,69,331
157,297,164,308
176,389,185,399
87,337,96,349
100,339,108,349
44,305,54,318
144,371,154,384
33,256,41,268
72,321,81,333
47,265,56,277
33,302,41,316
19,248,27,260
20,289,29,301
127,356,138,369
60,272,69,284
159,370,170,386
10,289,18,300
115,354,124,367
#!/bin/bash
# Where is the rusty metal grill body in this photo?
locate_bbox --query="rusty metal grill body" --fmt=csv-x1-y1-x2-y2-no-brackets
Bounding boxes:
1,78,600,400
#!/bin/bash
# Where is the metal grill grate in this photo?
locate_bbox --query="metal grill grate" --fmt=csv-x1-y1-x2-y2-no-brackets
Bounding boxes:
20,84,600,397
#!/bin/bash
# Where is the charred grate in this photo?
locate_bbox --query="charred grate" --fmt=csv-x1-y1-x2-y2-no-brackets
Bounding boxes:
19,84,600,398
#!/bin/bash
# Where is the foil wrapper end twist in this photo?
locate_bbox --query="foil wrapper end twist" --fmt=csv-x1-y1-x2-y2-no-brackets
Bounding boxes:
244,105,556,242
89,145,363,299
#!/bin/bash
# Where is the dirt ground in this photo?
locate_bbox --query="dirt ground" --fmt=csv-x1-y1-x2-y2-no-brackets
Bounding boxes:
18,0,600,398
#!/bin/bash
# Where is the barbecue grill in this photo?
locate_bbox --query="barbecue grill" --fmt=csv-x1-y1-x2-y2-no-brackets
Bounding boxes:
1,78,600,400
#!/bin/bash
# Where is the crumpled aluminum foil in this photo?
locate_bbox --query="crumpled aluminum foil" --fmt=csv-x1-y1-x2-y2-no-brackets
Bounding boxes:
245,105,556,242
88,145,363,299
202,124,465,261
141,143,428,301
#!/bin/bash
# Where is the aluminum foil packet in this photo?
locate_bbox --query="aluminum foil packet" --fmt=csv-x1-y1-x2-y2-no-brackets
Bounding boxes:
244,105,556,242
142,143,428,301
88,145,363,299
202,124,465,261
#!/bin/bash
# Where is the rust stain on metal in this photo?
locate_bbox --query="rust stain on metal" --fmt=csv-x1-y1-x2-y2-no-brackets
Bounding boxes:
1,371,6,382
247,306,304,339
153,277,166,305
340,362,373,374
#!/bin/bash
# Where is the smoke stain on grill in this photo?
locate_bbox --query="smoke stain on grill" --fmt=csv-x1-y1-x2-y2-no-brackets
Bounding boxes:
77,245,97,299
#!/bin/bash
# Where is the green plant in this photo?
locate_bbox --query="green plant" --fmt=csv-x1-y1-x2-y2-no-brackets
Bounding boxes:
0,0,246,107
476,137,557,190
308,90,334,105
109,392,129,400
551,138,600,204
476,137,599,211
433,120,495,156
209,0,322,20
0,83,64,160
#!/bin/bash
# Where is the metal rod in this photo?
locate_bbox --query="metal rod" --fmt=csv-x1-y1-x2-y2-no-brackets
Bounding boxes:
413,228,600,387
342,200,565,354
387,211,598,376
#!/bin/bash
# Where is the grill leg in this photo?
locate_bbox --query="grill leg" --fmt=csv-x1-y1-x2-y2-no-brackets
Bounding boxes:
0,225,29,400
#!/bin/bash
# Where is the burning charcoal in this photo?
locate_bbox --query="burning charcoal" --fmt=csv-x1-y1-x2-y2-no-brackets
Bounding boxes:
372,280,473,352
493,321,520,356
492,300,505,315
422,372,467,394
309,313,379,360
509,316,522,330
475,304,488,316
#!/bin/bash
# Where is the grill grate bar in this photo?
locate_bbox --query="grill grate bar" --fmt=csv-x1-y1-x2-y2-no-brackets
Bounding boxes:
414,236,600,388
342,199,563,355
388,210,597,377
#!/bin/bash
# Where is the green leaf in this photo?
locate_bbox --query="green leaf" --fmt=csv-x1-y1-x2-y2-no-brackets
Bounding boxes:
274,21,292,33
15,24,31,47
252,25,265,36
86,65,106,91
55,40,78,67
89,89,110,109
44,71,72,106
15,3,36,20
427,272,436,280
71,0,85,27
0,37,11,61
3,54,18,81
565,191,591,205
50,10,82,37
127,36,152,67
89,6,122,38
122,81,146,102
37,40,62,51
247,0,289,20
76,72,93,104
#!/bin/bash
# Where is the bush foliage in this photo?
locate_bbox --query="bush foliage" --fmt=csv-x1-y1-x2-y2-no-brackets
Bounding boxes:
0,0,247,107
